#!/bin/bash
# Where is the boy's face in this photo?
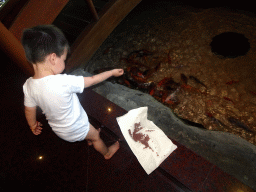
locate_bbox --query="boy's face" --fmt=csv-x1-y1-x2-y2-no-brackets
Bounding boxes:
54,48,68,74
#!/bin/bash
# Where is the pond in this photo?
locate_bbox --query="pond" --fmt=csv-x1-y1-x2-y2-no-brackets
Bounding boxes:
72,1,256,189
85,2,256,145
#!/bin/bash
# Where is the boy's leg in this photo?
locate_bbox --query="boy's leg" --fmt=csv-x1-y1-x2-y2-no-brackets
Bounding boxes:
85,124,120,160
87,128,101,146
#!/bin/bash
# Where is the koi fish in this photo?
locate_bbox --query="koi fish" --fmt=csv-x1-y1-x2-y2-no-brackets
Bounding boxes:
149,88,155,96
127,49,154,59
157,77,173,87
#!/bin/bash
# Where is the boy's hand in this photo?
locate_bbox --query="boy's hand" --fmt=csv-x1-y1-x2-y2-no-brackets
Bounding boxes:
84,68,124,88
30,121,43,135
112,69,124,77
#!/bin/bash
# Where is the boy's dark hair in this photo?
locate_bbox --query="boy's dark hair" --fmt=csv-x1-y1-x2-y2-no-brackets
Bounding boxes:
22,25,70,64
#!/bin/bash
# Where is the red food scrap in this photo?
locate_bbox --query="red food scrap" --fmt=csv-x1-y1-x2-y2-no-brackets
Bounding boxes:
226,80,239,85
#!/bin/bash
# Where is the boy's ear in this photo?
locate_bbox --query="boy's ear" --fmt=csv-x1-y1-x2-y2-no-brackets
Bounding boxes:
48,53,57,65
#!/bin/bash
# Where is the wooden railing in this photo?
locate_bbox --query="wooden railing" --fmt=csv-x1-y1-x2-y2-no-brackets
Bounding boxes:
0,0,142,76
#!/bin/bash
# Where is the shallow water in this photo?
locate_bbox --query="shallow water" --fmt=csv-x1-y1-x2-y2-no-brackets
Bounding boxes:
85,1,256,145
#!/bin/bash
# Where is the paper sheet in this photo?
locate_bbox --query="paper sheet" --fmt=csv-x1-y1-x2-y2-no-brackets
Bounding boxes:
116,107,177,174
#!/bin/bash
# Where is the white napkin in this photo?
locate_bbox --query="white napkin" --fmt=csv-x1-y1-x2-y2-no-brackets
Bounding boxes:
116,107,177,174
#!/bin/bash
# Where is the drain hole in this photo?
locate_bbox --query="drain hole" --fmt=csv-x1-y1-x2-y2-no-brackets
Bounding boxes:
210,32,250,58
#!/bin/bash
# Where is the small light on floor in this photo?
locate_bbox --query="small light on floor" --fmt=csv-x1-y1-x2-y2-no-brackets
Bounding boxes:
38,156,43,160
107,107,112,112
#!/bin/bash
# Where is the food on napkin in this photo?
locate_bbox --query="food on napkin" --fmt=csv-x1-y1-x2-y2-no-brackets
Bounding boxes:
129,122,160,156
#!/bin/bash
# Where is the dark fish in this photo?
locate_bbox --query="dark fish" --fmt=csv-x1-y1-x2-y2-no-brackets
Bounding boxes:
189,76,207,88
228,117,253,133
103,46,114,55
165,80,180,91
177,116,206,129
127,49,154,59
137,82,155,93
143,62,161,79
206,112,226,127
180,74,188,85
168,50,172,65
223,97,235,105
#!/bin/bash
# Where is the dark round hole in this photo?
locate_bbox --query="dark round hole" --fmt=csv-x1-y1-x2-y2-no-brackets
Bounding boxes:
210,32,250,58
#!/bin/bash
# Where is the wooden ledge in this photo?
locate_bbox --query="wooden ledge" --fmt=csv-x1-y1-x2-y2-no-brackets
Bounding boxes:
80,88,254,192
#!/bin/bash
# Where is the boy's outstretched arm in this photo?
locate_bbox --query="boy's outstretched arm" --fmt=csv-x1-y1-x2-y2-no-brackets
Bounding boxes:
25,106,43,135
84,69,124,88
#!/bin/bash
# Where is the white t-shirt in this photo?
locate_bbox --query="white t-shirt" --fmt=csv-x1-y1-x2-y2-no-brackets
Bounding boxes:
23,74,89,142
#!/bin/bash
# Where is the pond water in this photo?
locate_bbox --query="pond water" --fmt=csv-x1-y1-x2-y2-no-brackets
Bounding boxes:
85,1,256,145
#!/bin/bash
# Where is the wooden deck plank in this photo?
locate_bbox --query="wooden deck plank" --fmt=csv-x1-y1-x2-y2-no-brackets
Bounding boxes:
9,0,69,41
0,21,34,76
65,0,142,72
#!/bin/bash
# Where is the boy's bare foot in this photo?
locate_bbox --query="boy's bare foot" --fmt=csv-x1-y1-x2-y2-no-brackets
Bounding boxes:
104,141,120,160
87,128,101,146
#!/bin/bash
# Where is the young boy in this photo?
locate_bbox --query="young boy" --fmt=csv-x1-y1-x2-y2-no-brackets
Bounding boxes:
22,25,123,159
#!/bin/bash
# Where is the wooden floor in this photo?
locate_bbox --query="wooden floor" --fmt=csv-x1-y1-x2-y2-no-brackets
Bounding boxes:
0,50,254,191
0,50,176,191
